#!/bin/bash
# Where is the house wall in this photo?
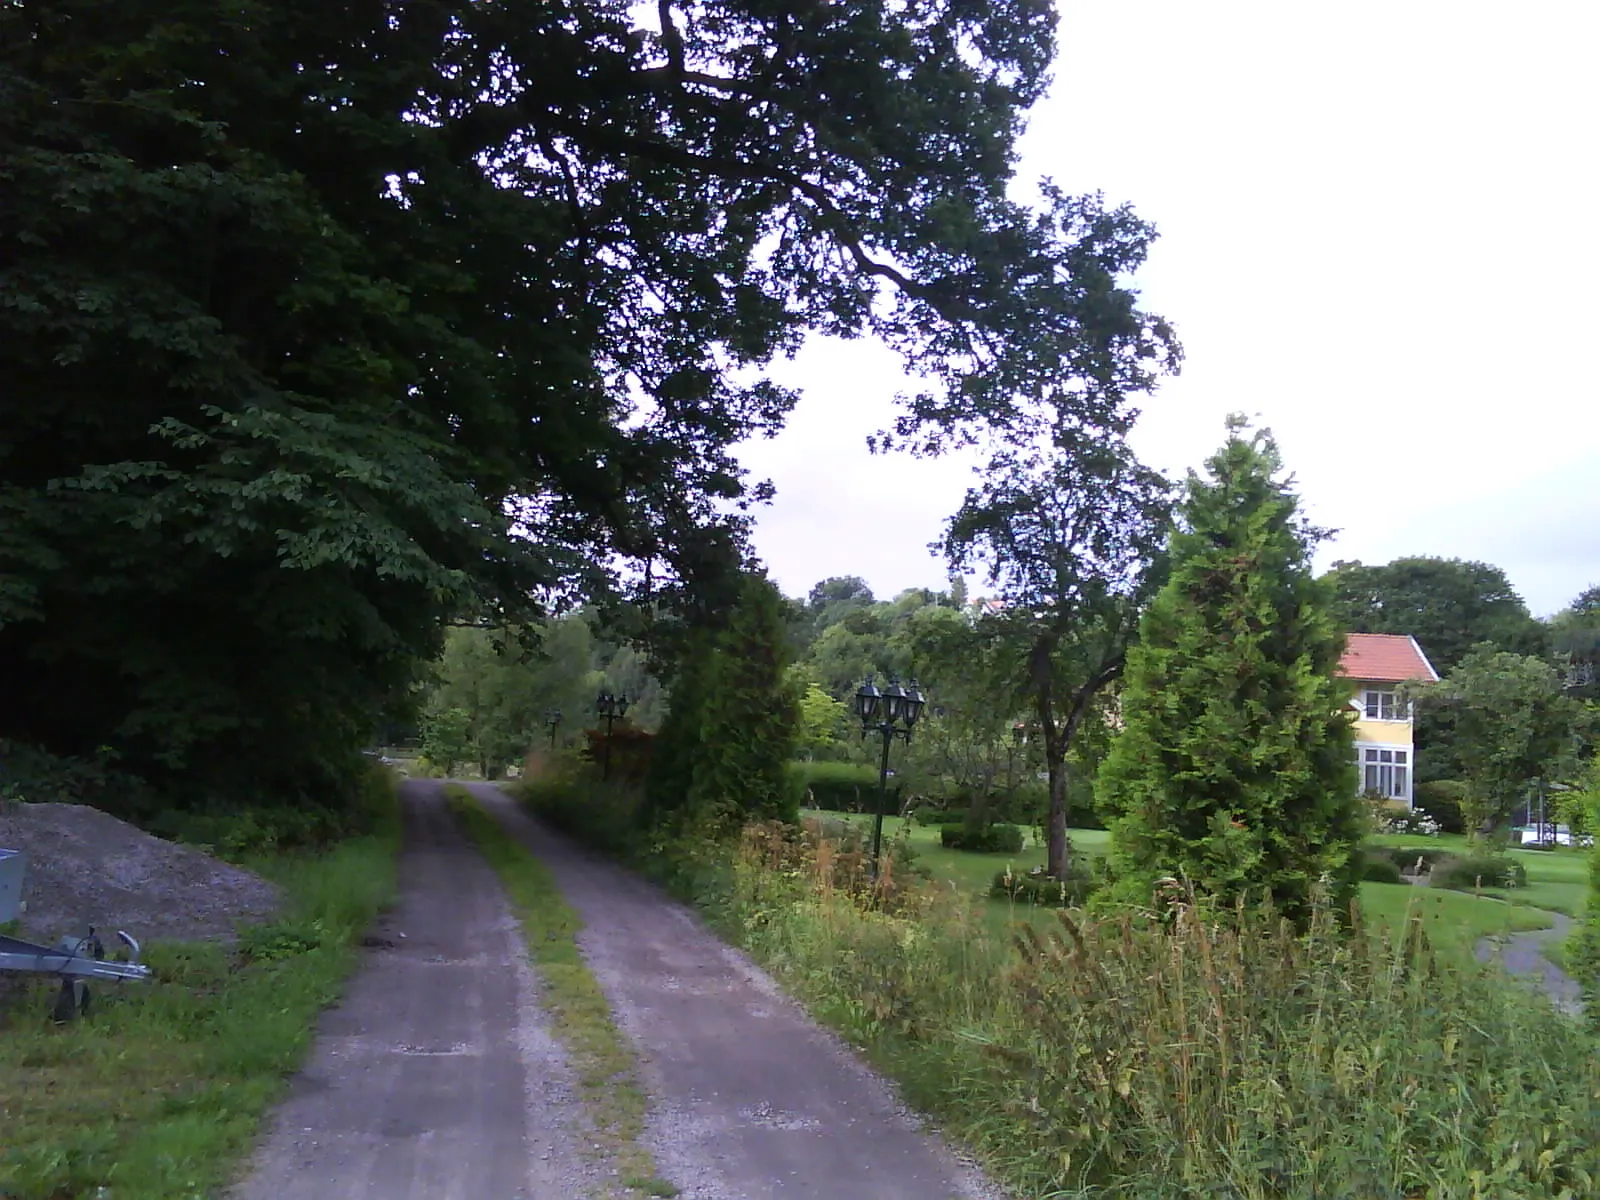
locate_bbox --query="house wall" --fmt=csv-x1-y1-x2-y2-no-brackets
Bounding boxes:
1346,681,1413,750
1347,679,1415,807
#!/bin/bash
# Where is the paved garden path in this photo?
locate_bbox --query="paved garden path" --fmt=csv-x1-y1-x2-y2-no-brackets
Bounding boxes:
1475,911,1582,1016
464,782,999,1200
234,779,596,1200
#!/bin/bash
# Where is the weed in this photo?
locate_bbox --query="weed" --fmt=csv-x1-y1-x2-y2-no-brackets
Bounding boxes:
0,769,402,1199
677,824,1600,1199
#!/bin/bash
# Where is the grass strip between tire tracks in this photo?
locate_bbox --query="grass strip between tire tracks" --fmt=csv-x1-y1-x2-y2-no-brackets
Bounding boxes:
444,786,677,1200
0,770,403,1200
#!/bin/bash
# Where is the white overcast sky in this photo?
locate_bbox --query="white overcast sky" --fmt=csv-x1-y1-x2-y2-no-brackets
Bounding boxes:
733,0,1598,617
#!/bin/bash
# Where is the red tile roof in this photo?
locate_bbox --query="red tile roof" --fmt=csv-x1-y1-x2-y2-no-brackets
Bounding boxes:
1337,633,1440,684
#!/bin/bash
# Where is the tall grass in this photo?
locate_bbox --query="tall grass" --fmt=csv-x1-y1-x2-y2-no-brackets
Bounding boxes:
0,768,402,1200
722,825,1599,1200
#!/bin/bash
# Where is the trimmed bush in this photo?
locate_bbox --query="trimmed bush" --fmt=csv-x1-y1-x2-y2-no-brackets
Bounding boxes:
940,823,1024,854
1358,854,1404,884
792,761,886,813
1434,855,1527,892
1413,780,1468,834
1376,845,1458,873
990,867,1094,907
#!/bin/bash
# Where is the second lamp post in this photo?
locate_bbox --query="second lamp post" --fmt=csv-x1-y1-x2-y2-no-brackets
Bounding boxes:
854,673,926,877
595,689,629,780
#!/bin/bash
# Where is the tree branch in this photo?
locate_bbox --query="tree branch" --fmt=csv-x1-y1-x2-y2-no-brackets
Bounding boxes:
536,113,947,310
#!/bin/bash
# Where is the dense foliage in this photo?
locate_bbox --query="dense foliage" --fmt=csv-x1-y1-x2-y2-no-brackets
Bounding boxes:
0,0,1171,810
1324,556,1547,672
648,572,801,830
943,434,1171,878
1426,647,1583,835
1100,420,1363,922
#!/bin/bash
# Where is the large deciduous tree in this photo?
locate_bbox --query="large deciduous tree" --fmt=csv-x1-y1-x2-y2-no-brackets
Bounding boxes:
944,434,1172,879
1324,557,1547,672
0,1,1174,808
1425,648,1581,837
1099,419,1362,924
1551,585,1600,699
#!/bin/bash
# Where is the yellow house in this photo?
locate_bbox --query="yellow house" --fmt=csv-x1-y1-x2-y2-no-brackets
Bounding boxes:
1337,633,1440,809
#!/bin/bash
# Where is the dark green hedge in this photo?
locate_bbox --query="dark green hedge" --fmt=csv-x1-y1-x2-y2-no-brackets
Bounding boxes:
1434,855,1527,892
940,822,1024,854
793,761,889,813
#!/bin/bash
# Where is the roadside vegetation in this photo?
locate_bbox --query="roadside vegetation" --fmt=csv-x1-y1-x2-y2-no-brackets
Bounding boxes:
501,420,1599,1198
0,769,401,1200
520,773,1599,1199
444,786,676,1200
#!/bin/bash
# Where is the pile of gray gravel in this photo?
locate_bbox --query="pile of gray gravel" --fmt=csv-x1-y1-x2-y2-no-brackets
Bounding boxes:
0,801,282,944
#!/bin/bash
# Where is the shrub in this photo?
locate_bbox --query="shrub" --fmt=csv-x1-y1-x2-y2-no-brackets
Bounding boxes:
512,774,648,857
1376,845,1458,874
940,823,1024,854
1359,855,1404,884
1434,854,1527,892
791,761,885,813
990,866,1094,907
1414,779,1469,834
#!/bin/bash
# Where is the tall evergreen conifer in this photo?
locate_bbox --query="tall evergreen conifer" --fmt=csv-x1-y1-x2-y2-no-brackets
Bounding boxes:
648,571,800,831
1099,418,1361,922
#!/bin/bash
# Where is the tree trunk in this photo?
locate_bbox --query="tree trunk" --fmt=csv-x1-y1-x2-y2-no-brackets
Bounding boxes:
1046,754,1072,878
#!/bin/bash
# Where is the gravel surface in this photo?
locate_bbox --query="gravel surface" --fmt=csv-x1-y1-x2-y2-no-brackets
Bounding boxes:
1475,911,1583,1016
235,780,598,1200
0,801,280,943
470,783,1006,1200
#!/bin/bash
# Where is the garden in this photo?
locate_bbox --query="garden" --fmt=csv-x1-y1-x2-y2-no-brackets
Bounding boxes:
473,420,1600,1198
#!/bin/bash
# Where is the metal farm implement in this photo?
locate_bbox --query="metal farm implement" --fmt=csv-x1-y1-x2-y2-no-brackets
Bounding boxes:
1,846,153,1021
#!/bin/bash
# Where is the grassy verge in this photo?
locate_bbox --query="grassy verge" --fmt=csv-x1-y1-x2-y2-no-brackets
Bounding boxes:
519,781,1600,1195
724,829,1599,1198
443,785,675,1200
0,770,402,1200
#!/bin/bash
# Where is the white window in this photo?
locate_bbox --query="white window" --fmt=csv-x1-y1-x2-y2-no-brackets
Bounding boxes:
1363,689,1405,720
1362,748,1409,800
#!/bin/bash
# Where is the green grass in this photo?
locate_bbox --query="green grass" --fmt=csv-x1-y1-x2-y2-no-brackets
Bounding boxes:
809,811,1580,965
0,774,402,1200
1358,882,1553,968
445,785,667,1200
803,808,1113,885
1374,833,1591,915
709,833,1600,1199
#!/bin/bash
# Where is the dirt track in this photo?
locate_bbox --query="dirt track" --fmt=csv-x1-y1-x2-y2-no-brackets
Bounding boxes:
234,781,596,1200
236,780,1000,1200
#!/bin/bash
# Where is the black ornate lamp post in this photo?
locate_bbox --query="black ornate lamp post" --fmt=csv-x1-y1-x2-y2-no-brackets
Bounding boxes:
854,673,926,877
595,690,629,780
544,708,563,750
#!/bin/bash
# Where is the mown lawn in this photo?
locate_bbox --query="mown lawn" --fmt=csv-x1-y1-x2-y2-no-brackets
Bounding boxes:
809,810,1573,964
1373,832,1590,914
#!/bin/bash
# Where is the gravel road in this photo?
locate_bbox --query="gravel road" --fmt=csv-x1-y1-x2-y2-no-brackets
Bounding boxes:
466,783,1002,1200
234,780,597,1200
1475,911,1583,1016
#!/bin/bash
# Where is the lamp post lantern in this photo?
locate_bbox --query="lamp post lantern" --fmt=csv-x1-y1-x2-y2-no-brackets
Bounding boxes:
595,690,629,780
544,708,563,750
854,673,926,878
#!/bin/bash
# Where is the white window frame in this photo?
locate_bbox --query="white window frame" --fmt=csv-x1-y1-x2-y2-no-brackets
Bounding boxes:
1357,744,1411,806
1360,688,1409,721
